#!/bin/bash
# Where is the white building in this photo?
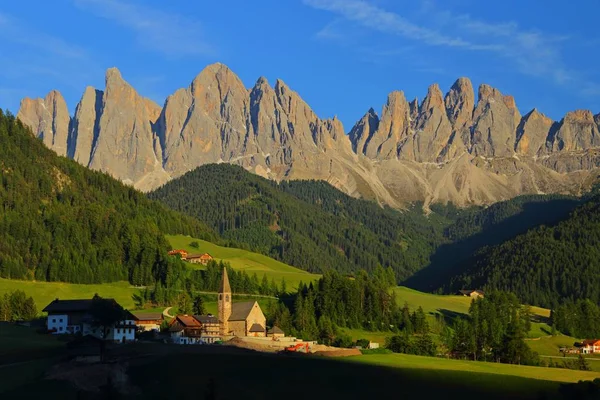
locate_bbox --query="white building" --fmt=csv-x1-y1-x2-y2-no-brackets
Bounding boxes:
43,298,137,342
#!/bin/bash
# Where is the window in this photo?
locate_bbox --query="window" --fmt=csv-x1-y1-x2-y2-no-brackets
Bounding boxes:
226,295,229,302
59,319,63,323
52,319,56,323
219,294,222,300
58,327,63,331
117,329,121,334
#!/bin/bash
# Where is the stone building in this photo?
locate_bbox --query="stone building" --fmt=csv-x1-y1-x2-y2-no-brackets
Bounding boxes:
218,267,266,337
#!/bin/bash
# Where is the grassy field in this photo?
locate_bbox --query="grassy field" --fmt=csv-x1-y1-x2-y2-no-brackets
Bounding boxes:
351,352,600,384
167,234,320,289
393,286,473,315
0,278,139,311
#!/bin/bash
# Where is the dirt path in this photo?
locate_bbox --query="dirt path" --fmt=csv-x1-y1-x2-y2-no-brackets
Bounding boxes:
163,307,174,318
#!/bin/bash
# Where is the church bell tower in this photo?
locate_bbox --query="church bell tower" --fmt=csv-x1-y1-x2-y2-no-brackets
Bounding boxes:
218,267,232,336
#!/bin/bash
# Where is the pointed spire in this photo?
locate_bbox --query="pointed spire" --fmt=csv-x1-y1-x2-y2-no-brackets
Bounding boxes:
220,267,231,293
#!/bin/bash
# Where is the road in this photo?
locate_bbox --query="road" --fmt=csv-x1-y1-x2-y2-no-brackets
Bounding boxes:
163,307,174,318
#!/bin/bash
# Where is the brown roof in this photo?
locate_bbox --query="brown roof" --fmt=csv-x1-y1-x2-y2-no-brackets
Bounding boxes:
228,301,256,321
268,326,284,334
174,315,202,328
133,312,163,322
42,298,134,320
582,339,600,346
43,299,96,313
169,323,184,333
220,267,231,294
249,323,265,333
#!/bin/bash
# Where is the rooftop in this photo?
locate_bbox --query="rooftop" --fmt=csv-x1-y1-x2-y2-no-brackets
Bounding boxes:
229,301,256,321
249,323,265,333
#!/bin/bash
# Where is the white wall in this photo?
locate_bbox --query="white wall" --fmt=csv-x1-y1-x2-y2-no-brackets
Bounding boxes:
47,314,68,334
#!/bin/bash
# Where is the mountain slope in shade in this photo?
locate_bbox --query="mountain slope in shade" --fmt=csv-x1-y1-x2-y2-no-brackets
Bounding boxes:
440,194,600,308
17,63,600,208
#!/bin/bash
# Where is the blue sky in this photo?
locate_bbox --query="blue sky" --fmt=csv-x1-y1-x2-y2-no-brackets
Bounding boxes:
1,0,599,130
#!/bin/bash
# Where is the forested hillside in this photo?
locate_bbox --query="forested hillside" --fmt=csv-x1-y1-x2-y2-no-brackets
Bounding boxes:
149,164,450,280
0,110,215,285
443,196,600,308
406,194,582,291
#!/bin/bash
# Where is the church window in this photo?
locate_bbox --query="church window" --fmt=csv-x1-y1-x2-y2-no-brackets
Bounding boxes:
219,294,222,300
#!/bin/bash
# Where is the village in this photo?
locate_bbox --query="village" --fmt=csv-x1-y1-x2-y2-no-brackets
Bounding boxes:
41,266,370,356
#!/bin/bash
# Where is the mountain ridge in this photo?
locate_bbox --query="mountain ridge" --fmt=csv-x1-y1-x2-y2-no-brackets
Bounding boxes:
17,63,600,207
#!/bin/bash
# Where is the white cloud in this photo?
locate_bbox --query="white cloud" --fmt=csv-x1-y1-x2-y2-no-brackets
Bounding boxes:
304,0,596,94
73,0,214,57
304,0,485,49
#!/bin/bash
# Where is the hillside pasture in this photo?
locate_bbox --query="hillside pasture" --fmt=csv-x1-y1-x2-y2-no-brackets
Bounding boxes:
166,234,320,289
0,278,139,311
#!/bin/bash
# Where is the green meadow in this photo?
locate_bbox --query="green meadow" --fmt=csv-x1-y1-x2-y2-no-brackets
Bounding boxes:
350,352,600,384
166,234,321,289
0,278,139,310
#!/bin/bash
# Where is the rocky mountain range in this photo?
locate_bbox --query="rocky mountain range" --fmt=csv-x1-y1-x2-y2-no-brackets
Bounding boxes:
17,63,600,208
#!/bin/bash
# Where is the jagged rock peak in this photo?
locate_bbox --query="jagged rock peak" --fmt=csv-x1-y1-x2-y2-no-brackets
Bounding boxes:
190,62,245,98
445,77,474,127
478,83,503,102
564,109,595,123
17,89,70,157
524,108,552,123
421,83,444,111
254,76,270,88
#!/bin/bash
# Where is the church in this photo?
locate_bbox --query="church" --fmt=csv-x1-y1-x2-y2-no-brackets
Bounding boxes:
218,267,267,337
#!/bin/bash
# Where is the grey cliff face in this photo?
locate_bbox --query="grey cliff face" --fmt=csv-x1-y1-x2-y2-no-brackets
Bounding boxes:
15,63,600,208
17,90,70,157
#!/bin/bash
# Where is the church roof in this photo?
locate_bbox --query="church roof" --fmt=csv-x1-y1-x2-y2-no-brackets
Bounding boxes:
228,301,256,321
220,267,231,293
268,326,284,334
249,323,265,333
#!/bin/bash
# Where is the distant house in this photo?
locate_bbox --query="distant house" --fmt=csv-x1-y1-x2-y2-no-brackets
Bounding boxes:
459,290,485,299
132,312,163,332
43,298,136,343
267,326,285,339
168,249,189,259
194,314,220,343
169,315,205,344
581,339,600,354
186,253,214,265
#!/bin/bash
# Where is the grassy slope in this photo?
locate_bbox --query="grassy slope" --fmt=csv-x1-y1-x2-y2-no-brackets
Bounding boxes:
351,353,600,384
167,234,320,289
0,278,139,310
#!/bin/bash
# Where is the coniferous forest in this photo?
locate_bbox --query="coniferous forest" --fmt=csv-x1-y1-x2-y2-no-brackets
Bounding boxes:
0,110,215,285
443,196,600,308
149,163,451,281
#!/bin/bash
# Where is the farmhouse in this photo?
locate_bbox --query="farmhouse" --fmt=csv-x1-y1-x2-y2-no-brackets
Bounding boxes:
169,315,204,344
194,314,220,343
132,312,163,332
581,339,600,354
219,267,267,337
168,249,188,259
43,298,136,342
186,253,214,265
459,290,485,299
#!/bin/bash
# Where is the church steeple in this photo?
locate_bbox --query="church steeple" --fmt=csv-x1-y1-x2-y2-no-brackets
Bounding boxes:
219,266,231,293
218,267,232,336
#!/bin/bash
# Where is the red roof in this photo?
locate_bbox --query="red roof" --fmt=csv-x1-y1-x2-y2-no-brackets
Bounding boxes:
173,315,202,328
582,339,600,346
